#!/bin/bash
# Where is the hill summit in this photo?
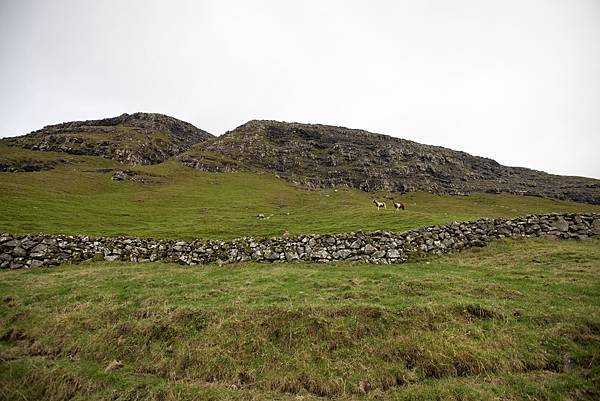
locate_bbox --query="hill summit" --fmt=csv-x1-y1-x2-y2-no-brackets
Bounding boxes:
2,112,213,165
2,114,599,204
180,119,600,204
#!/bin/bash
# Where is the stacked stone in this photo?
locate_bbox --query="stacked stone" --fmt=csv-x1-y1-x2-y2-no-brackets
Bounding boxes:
1,213,599,269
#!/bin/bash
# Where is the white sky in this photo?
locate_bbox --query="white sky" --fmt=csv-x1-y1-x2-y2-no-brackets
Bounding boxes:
1,0,599,178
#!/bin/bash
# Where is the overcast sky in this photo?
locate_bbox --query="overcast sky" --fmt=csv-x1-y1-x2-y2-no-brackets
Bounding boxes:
1,0,599,178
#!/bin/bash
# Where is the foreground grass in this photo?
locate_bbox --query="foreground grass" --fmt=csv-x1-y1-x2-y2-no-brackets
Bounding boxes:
1,146,599,240
1,238,599,400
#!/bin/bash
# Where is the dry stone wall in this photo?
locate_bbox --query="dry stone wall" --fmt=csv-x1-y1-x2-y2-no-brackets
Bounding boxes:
1,213,599,270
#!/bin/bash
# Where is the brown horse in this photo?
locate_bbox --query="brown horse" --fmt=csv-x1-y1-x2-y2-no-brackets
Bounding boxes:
392,199,405,211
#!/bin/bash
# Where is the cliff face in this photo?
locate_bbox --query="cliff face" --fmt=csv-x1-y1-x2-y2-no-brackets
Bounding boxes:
2,113,213,165
180,120,600,204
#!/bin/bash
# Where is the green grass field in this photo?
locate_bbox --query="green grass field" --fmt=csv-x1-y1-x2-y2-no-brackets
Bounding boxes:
2,146,600,400
1,145,599,240
1,238,599,400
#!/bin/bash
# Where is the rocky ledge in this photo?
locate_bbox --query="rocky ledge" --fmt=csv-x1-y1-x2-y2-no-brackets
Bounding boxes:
1,213,599,270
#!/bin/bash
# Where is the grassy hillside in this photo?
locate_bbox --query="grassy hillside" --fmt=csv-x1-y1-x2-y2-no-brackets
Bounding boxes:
1,238,599,400
1,145,599,240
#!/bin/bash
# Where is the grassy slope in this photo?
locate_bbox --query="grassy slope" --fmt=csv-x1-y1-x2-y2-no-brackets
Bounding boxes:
1,145,599,240
0,146,79,163
1,238,599,400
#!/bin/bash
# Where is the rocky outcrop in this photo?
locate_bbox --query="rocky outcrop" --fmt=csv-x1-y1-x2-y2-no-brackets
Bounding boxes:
0,159,67,172
181,120,600,204
1,113,213,165
4,115,598,204
2,213,598,269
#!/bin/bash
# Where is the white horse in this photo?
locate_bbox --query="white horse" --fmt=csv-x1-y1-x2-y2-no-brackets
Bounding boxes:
372,199,386,210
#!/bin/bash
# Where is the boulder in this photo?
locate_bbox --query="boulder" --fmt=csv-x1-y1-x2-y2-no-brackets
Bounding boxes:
386,249,401,258
30,260,45,268
363,244,377,254
31,243,48,253
311,249,329,259
111,170,128,181
12,247,27,257
336,249,352,259
553,218,570,232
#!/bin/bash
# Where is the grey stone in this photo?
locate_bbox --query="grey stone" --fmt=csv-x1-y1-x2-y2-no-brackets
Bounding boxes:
386,249,401,258
553,218,569,232
12,247,27,257
31,243,48,253
337,249,352,259
30,260,45,268
112,170,128,181
20,240,37,250
372,250,386,258
264,250,279,260
363,244,377,254
312,250,329,259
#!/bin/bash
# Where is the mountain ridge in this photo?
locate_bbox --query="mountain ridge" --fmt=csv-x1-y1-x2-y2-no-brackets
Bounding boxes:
181,119,600,204
2,114,599,204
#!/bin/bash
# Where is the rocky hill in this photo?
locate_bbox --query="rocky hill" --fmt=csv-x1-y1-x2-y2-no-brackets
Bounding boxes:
180,120,600,204
1,113,213,165
3,115,598,204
